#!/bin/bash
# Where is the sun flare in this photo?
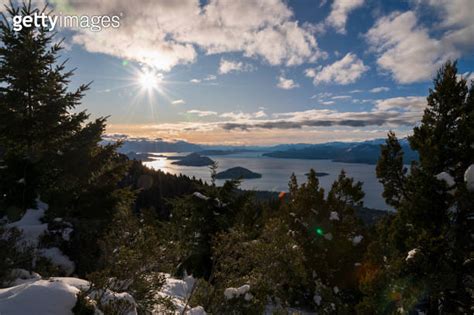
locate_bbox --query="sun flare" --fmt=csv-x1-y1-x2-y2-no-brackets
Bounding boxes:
137,70,162,91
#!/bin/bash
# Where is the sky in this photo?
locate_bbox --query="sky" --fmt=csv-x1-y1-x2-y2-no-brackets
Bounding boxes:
5,0,474,145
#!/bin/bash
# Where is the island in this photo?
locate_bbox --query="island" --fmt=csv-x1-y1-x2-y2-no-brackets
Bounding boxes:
304,172,329,177
125,151,157,162
171,153,215,166
215,167,262,180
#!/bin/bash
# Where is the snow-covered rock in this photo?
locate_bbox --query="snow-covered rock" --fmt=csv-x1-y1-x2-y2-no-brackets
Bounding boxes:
329,211,340,221
465,164,474,192
0,277,89,315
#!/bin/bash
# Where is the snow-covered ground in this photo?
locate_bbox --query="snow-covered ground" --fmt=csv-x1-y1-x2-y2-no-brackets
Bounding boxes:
0,201,206,315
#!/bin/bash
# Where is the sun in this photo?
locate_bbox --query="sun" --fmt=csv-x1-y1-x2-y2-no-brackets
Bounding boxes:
137,69,162,91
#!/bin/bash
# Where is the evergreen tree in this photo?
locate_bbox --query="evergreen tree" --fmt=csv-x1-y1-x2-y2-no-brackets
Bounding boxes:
280,169,366,312
360,61,474,313
0,3,127,222
0,3,132,277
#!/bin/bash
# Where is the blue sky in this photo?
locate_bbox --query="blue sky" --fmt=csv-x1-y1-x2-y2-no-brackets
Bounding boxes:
11,0,474,145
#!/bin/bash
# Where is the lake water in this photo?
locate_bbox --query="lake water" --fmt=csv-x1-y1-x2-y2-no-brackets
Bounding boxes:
143,152,390,210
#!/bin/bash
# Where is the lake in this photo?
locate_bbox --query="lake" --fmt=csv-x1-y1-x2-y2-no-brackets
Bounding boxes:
143,152,390,211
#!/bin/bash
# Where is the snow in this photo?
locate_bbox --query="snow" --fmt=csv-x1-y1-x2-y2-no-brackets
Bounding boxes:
5,201,75,275
0,276,140,315
193,192,209,201
6,207,47,246
329,211,340,221
154,274,206,315
352,235,363,245
0,278,83,315
224,284,250,300
435,172,455,187
406,248,419,261
313,294,322,305
465,164,474,192
324,233,333,241
37,247,75,275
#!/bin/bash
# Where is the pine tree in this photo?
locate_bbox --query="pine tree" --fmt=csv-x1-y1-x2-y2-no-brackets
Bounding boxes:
0,3,127,219
0,3,130,275
360,61,474,313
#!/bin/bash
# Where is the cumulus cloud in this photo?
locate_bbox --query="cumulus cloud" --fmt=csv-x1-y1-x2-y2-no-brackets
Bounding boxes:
187,109,218,117
305,53,368,85
190,79,201,84
417,0,474,51
218,59,253,74
57,0,325,71
326,0,364,34
370,86,390,93
366,11,457,84
171,99,186,105
277,75,299,89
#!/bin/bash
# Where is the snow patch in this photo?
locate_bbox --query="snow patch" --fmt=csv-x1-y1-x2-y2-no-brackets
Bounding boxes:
436,172,455,187
406,248,419,261
193,192,209,201
154,274,206,314
352,235,363,245
465,164,474,192
329,211,340,221
224,284,250,300
37,247,75,275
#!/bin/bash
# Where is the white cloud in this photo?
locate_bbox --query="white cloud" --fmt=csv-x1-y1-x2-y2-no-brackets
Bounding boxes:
326,0,364,34
171,99,186,105
220,111,267,120
374,96,425,111
61,0,324,71
366,11,457,84
416,0,474,51
331,95,351,99
187,109,218,117
305,53,368,85
320,100,335,105
218,59,253,74
277,75,299,89
190,79,201,84
370,86,390,93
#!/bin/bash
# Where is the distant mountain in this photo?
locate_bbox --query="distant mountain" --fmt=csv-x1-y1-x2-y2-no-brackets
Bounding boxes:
215,167,262,179
171,153,215,166
107,138,203,153
106,136,418,165
263,139,418,165
197,149,253,156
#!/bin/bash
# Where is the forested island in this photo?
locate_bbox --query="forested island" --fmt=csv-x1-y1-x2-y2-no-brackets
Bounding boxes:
215,166,262,179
